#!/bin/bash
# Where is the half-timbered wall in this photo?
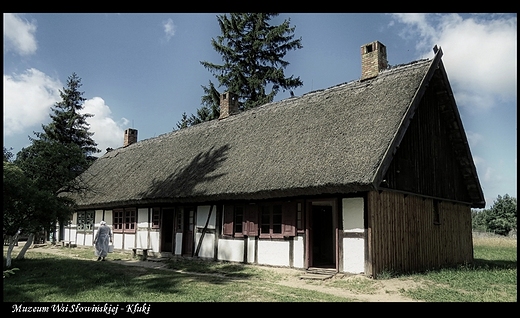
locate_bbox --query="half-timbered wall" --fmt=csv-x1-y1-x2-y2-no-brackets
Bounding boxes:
194,205,217,259
366,190,473,278
383,84,471,203
342,197,365,273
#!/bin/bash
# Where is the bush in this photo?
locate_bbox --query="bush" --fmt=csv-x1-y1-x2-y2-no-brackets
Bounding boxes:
472,194,517,236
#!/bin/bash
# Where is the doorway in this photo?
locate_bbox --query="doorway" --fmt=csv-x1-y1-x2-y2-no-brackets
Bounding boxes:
309,204,335,268
181,207,195,256
161,208,175,253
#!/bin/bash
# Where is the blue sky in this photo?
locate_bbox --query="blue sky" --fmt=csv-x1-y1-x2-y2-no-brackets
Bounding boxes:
3,13,517,208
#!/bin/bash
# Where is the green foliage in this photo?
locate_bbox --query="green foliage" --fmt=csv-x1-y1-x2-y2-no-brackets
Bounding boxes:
34,72,100,161
3,161,72,237
3,147,14,162
472,194,517,236
5,73,97,245
179,13,303,129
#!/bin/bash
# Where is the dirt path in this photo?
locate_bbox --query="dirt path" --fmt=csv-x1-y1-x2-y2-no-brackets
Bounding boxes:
258,266,423,302
9,245,423,302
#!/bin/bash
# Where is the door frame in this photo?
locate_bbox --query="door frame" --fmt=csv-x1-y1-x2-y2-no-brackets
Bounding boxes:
305,198,338,271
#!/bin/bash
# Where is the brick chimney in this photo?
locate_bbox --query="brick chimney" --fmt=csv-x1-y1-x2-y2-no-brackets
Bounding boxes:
219,92,239,120
124,128,138,147
361,41,388,81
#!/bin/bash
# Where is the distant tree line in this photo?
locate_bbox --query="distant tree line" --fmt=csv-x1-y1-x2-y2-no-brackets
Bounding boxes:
472,194,517,236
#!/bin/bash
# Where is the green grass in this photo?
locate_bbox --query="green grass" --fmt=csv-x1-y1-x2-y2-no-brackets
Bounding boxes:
398,236,517,302
3,235,516,302
3,247,350,302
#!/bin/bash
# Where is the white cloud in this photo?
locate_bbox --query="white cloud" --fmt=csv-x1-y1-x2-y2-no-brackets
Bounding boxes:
81,97,130,155
3,69,129,156
3,13,38,56
466,130,483,148
3,68,62,136
163,18,176,41
392,13,517,112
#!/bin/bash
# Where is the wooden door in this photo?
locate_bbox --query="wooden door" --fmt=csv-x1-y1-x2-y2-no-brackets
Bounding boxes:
182,207,195,256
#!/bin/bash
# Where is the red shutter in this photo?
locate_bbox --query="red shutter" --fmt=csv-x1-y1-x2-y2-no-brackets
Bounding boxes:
223,205,234,236
282,202,296,237
245,205,258,237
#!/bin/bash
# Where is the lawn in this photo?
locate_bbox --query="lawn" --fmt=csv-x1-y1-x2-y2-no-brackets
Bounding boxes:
3,234,516,303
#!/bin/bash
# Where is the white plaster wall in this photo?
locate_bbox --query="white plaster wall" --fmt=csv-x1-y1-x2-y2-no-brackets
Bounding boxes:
196,205,216,229
257,240,290,267
149,231,160,253
342,197,365,274
218,239,244,262
95,210,105,224
123,234,136,251
343,238,365,273
293,235,305,269
342,198,364,231
112,233,121,249
136,230,148,249
104,210,113,226
175,233,183,255
137,208,148,228
246,237,256,263
195,232,215,258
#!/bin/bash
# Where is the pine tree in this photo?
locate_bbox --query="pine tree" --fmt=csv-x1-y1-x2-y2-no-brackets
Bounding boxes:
178,13,303,128
202,13,303,109
34,72,100,161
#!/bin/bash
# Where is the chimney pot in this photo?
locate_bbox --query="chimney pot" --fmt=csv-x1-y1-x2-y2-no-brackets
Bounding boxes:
124,128,138,147
219,92,239,120
361,41,388,81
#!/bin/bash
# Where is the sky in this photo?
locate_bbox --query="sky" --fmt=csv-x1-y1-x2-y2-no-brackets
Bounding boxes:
3,13,517,209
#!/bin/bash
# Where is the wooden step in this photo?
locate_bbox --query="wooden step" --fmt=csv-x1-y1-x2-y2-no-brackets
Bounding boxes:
306,267,337,275
299,267,337,280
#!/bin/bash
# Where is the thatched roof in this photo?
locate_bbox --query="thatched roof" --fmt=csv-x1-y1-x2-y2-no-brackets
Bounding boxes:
68,52,484,209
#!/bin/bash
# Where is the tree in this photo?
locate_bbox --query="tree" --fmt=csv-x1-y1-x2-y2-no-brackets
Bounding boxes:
34,72,100,162
179,13,303,128
3,147,14,162
3,162,72,267
9,72,98,250
472,194,517,236
175,81,221,129
486,194,517,236
14,140,86,245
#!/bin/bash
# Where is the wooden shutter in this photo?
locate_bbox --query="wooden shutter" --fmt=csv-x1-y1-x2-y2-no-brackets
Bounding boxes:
282,202,296,237
223,205,234,236
245,205,258,237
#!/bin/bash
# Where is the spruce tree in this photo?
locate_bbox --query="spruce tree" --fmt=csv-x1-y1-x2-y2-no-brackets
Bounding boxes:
34,72,100,161
202,13,303,109
178,13,303,128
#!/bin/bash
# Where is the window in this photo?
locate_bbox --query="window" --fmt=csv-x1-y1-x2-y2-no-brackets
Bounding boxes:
297,202,304,233
223,205,258,238
223,202,296,239
77,211,94,231
113,208,136,233
152,208,160,229
234,206,244,235
260,205,283,238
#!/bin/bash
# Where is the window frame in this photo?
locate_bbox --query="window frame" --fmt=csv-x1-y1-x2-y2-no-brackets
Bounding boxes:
113,208,137,233
152,207,161,229
77,210,95,232
259,204,284,239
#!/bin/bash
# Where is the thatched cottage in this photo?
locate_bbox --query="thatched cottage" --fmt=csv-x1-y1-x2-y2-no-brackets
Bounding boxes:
63,41,485,278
